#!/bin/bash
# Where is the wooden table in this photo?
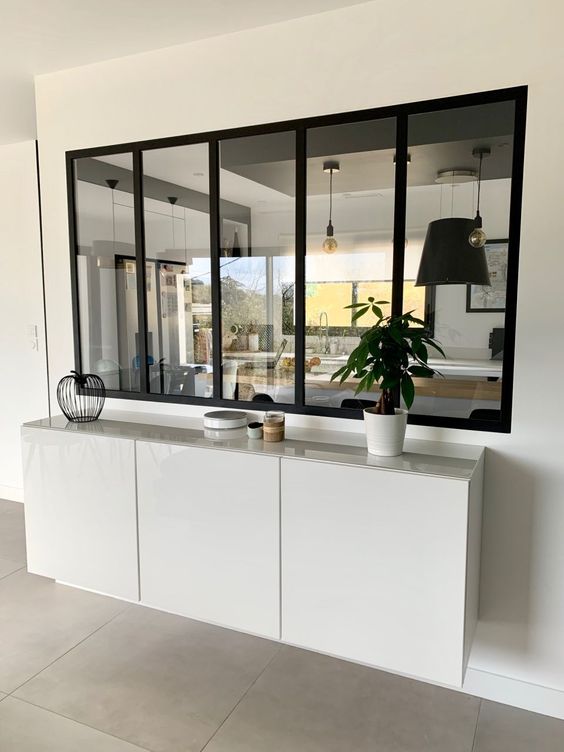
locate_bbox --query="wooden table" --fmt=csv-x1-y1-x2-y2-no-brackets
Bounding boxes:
221,351,502,401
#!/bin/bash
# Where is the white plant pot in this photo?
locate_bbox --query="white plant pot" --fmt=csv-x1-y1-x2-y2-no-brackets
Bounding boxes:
363,407,408,457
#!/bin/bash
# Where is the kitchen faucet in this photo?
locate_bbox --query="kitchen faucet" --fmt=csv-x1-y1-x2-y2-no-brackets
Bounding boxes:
319,311,330,354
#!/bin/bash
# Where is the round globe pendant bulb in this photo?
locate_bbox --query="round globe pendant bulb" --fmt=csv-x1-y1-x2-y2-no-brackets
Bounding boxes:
468,227,487,248
322,236,338,254
468,211,487,248
322,219,337,254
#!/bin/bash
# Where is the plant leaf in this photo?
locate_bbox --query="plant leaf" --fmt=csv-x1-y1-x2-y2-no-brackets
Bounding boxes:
413,341,428,362
367,338,382,358
388,327,404,345
401,374,415,409
380,374,399,389
427,339,446,357
346,352,356,366
405,314,426,327
409,365,435,378
330,365,349,382
351,306,370,322
355,370,376,396
371,361,384,382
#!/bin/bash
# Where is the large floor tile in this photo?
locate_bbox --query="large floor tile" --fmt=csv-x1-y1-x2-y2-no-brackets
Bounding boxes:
15,605,280,752
0,499,26,571
0,569,127,692
473,700,564,751
0,555,24,579
0,696,148,751
203,645,480,752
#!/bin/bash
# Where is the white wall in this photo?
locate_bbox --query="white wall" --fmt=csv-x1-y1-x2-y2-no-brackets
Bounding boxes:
34,0,564,717
0,140,49,500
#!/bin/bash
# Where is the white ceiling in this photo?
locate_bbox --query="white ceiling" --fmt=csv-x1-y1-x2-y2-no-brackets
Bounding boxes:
0,0,366,145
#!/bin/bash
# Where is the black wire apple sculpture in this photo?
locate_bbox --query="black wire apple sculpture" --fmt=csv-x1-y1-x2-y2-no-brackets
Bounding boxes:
57,371,106,422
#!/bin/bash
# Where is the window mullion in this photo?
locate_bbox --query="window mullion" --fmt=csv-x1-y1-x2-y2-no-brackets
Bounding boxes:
67,155,82,375
209,139,222,401
295,128,306,408
391,114,408,318
132,150,149,395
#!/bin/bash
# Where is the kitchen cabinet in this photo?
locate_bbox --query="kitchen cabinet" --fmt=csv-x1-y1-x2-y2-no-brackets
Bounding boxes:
280,456,483,686
22,413,483,686
136,441,280,638
21,426,138,601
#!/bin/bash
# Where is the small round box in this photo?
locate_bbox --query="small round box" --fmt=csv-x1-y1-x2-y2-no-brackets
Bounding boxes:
247,422,263,439
203,410,248,430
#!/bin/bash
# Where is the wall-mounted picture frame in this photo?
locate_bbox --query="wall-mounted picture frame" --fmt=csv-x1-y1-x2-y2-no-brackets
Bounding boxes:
466,239,508,312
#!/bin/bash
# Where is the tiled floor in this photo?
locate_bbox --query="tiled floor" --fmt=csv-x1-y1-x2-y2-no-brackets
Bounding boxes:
1,499,564,751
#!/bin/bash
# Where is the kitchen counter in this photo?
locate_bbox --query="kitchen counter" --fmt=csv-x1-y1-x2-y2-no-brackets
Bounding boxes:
25,410,483,481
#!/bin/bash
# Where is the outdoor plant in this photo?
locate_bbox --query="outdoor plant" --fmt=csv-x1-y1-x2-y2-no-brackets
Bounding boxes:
331,299,444,415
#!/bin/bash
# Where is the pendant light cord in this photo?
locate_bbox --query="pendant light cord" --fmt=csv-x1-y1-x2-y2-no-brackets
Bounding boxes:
329,169,333,223
111,188,115,247
476,152,483,215
184,207,188,268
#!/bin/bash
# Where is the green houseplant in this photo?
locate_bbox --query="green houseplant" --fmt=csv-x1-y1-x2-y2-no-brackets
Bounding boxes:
331,298,444,455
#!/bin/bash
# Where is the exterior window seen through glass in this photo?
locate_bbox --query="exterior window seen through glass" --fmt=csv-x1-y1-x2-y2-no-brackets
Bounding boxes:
219,131,296,403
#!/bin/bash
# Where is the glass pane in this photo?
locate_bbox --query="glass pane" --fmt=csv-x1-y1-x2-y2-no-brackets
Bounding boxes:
305,118,396,410
73,153,138,391
142,144,213,397
405,100,515,422
219,131,295,403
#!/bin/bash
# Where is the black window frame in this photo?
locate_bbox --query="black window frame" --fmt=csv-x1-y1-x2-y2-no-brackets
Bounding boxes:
66,85,527,433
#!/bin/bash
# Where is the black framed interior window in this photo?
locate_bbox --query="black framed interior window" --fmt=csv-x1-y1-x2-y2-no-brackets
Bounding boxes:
67,86,527,432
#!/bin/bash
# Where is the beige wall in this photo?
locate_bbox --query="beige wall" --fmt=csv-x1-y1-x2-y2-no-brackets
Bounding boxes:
34,0,564,715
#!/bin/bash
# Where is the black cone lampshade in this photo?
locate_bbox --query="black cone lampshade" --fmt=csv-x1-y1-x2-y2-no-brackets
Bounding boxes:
415,218,491,286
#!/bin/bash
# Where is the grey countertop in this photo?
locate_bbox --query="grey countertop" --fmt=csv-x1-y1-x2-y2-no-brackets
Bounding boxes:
24,411,484,481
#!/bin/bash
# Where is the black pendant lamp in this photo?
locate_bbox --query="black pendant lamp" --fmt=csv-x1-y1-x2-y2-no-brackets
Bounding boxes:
415,218,490,286
415,151,491,287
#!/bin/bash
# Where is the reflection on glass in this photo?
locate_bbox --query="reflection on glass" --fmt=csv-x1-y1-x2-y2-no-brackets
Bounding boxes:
405,100,515,421
73,153,138,391
304,118,397,409
219,131,295,403
142,144,213,397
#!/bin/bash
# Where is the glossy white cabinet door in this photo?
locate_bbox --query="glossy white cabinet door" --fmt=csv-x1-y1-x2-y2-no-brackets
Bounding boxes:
21,427,138,601
137,442,280,639
281,458,472,686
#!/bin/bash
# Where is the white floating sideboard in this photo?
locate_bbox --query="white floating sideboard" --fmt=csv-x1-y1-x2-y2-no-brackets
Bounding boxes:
21,412,484,688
